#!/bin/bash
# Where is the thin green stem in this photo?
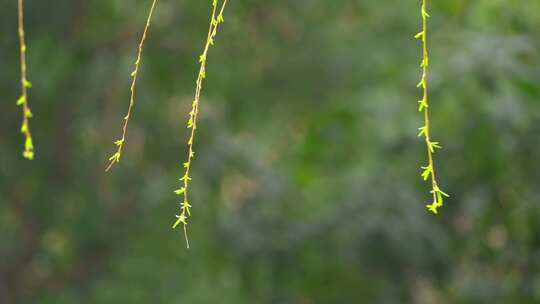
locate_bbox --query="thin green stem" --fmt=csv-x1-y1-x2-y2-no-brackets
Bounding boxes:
17,0,34,160
416,0,448,214
172,0,229,248
106,0,159,171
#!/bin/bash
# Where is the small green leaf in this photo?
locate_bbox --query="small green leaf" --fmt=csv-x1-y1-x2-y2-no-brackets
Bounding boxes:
426,203,438,214
23,79,32,88
436,191,444,207
418,99,428,112
177,213,187,224
421,7,430,18
25,137,33,150
183,202,192,215
421,165,432,181
21,123,28,133
16,96,26,106
428,141,442,152
417,77,425,88
109,152,121,162
172,214,187,229
174,187,186,195
23,150,34,160
438,188,450,198
418,126,427,137
179,175,192,182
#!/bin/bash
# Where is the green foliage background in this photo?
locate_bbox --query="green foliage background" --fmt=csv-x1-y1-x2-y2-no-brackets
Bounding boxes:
1,0,540,303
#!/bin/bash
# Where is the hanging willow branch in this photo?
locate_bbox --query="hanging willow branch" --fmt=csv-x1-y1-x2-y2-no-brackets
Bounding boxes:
17,0,34,160
415,0,449,214
106,0,159,171
172,0,229,248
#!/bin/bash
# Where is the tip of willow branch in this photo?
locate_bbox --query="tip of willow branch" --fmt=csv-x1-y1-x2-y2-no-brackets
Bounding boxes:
106,151,122,172
184,225,190,249
105,161,116,172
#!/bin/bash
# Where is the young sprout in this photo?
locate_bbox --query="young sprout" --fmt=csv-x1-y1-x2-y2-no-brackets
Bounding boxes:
415,0,448,214
172,0,229,248
106,0,159,171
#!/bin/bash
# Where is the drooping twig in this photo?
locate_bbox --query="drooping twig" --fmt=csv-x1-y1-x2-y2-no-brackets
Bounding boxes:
17,0,35,160
172,0,229,248
106,0,159,171
415,0,449,214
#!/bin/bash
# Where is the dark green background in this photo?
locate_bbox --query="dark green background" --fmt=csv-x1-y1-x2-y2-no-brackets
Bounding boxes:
1,0,540,303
